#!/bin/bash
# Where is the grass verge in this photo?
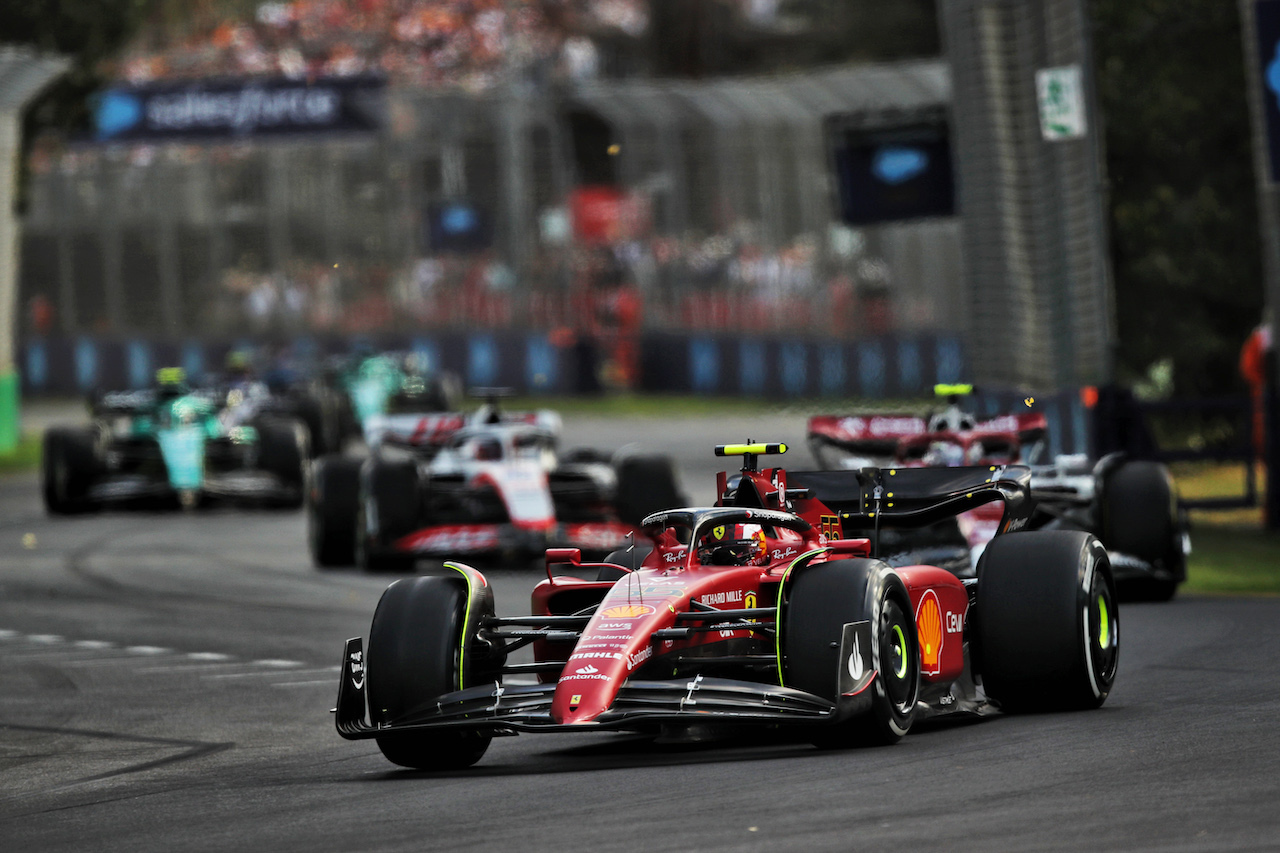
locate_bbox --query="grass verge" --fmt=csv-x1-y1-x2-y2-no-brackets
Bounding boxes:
1170,462,1280,595
0,434,41,475
1184,526,1280,596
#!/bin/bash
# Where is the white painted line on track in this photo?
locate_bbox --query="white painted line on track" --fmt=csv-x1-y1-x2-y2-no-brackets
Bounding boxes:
64,654,182,667
74,640,115,649
187,652,232,661
0,629,18,640
252,659,305,668
27,634,63,644
204,666,332,680
137,661,249,673
125,646,171,655
270,680,335,688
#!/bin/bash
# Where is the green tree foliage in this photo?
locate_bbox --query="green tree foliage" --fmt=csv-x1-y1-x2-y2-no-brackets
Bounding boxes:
1093,0,1263,395
648,0,938,77
0,0,151,133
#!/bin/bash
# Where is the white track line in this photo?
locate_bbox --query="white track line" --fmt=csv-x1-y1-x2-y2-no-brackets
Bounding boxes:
270,680,335,688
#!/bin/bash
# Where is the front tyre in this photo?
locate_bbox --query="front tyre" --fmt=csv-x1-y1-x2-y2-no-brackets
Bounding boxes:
356,457,420,573
613,454,685,526
257,418,309,508
976,531,1118,711
309,455,361,567
43,427,98,514
1101,460,1183,601
784,558,919,747
367,576,494,769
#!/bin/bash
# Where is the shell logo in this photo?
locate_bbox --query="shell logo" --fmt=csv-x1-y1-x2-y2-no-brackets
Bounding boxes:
600,604,655,619
916,590,943,676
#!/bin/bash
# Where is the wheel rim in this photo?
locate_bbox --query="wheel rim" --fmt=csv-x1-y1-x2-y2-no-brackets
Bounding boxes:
880,599,918,714
1088,579,1119,687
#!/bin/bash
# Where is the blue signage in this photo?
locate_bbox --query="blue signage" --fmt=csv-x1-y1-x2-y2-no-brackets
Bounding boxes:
1257,1,1280,181
526,336,557,391
690,338,720,393
93,75,384,142
739,341,766,395
468,335,498,387
857,341,886,397
780,343,808,396
820,345,846,396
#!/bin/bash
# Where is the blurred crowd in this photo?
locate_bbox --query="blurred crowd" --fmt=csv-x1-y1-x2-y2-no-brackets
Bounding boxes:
113,0,708,89
201,229,898,342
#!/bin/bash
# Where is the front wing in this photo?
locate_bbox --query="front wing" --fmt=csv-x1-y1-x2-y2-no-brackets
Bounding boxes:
335,628,877,737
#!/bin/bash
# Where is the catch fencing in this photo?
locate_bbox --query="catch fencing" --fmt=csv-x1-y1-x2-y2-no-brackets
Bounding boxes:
19,62,964,355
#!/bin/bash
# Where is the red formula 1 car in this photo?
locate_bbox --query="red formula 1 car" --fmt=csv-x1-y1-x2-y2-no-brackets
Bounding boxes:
334,443,1118,770
808,385,1188,599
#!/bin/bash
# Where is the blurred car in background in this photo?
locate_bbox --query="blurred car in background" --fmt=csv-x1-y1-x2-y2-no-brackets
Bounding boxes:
308,391,684,571
321,351,462,449
807,384,1188,599
43,368,309,513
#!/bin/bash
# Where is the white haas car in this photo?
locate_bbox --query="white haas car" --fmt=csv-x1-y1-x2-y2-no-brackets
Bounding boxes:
807,385,1189,600
308,401,685,571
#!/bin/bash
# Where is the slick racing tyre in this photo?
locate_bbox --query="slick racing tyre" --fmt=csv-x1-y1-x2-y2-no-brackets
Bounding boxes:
613,454,685,526
976,531,1118,711
43,427,98,514
1101,461,1182,601
356,457,420,573
599,541,655,580
309,455,361,567
367,576,496,770
257,418,309,508
290,391,338,457
783,558,919,747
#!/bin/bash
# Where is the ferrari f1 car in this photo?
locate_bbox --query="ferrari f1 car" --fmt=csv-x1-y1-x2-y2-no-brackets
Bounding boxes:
43,368,309,512
308,395,685,571
333,442,1119,769
807,385,1188,600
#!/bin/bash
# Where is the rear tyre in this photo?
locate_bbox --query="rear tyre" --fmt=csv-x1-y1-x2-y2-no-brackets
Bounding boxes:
43,427,98,514
367,576,493,769
357,457,421,573
976,531,1118,711
1101,461,1182,601
784,559,919,747
309,455,361,567
613,454,685,526
291,393,333,457
257,418,309,508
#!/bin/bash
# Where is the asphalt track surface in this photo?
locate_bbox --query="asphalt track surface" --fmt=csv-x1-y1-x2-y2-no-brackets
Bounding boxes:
3,410,1279,852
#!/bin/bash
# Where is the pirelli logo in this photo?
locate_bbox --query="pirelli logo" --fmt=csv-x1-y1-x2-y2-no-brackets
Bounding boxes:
820,515,841,539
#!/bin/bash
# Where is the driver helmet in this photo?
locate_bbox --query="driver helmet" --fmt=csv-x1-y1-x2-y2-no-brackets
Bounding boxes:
697,523,766,566
155,366,188,400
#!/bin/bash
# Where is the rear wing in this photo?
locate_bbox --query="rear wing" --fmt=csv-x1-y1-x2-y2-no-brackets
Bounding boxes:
807,412,1049,463
788,465,1033,535
92,389,157,416
365,412,467,449
807,414,927,456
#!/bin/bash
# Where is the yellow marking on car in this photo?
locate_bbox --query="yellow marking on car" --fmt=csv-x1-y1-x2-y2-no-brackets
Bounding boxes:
444,562,479,691
774,548,831,686
715,443,788,456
